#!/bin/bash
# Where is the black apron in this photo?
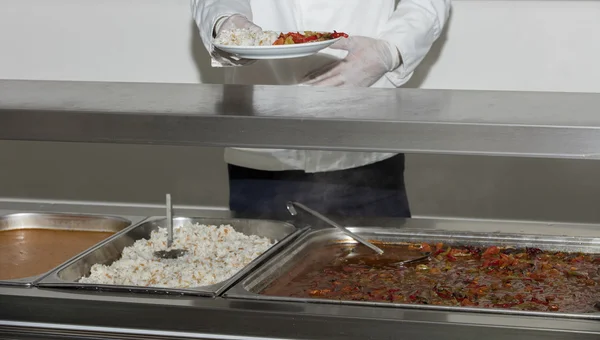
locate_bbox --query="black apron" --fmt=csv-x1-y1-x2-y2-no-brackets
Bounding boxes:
228,154,410,221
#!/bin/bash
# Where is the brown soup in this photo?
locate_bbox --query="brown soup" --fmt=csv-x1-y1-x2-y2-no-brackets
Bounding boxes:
0,229,114,280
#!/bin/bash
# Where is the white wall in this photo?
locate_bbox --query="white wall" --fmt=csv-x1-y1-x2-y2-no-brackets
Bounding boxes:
0,0,219,84
2,0,600,222
2,0,599,92
408,0,600,92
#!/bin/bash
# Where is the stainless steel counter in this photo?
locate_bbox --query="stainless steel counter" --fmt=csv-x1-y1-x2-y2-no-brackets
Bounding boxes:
2,80,600,339
1,285,599,340
2,80,600,159
1,204,599,339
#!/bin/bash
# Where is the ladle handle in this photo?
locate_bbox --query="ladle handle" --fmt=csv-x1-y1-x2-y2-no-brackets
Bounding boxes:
166,193,173,248
286,201,384,255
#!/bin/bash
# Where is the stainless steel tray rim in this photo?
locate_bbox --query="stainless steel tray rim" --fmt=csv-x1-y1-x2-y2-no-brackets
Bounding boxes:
38,282,212,297
340,227,600,247
225,287,600,320
0,211,132,225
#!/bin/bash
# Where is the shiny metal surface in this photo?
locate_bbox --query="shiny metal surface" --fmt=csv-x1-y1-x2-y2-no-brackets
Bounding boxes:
0,213,131,287
3,78,600,338
0,212,131,232
166,194,174,248
38,217,302,297
1,217,600,339
154,194,187,259
1,285,599,340
394,252,431,266
342,216,600,237
226,221,600,319
0,199,231,219
286,201,384,254
3,80,600,158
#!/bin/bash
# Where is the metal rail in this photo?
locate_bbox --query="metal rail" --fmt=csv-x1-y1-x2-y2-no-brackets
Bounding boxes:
2,80,600,158
1,286,599,340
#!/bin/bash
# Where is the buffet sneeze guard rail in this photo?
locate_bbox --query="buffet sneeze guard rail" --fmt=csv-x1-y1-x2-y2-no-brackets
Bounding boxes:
1,80,600,339
2,80,600,158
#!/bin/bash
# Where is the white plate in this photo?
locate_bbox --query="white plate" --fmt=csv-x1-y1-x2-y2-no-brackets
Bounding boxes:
213,37,342,60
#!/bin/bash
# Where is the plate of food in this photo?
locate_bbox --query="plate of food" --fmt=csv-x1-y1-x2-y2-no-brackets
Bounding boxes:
213,29,348,59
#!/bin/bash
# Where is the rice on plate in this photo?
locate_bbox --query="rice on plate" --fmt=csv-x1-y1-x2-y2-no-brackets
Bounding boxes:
214,28,279,46
79,222,275,288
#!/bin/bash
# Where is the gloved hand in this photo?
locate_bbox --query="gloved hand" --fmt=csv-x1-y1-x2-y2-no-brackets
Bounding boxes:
212,14,263,66
302,36,401,87
215,14,262,36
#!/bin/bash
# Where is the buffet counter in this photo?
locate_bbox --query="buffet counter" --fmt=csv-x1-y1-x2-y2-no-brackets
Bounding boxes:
2,213,599,340
1,80,599,339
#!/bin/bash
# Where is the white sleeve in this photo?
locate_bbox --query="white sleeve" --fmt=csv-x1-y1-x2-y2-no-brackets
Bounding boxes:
190,0,254,67
378,0,452,87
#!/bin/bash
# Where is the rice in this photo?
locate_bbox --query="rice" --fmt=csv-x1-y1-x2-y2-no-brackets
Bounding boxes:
78,222,275,288
214,28,279,46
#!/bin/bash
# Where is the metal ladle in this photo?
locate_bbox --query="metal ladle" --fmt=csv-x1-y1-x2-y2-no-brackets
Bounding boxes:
154,194,187,259
286,201,384,255
393,253,431,267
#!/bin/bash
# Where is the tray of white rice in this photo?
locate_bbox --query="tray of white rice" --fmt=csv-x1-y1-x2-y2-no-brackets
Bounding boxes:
37,217,303,296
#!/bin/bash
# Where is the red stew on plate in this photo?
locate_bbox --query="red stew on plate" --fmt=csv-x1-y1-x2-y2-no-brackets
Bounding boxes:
273,31,348,45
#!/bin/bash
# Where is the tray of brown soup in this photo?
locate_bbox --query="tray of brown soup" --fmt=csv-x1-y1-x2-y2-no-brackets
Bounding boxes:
0,212,131,286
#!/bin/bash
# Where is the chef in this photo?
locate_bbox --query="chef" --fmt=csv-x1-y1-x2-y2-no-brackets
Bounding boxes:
191,0,451,220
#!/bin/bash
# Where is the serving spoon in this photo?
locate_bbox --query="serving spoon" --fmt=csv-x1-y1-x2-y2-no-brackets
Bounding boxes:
393,253,431,267
286,201,384,255
154,194,187,259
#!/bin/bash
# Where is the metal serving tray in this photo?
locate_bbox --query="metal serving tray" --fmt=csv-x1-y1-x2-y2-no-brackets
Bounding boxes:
37,217,304,297
0,213,131,287
225,221,600,320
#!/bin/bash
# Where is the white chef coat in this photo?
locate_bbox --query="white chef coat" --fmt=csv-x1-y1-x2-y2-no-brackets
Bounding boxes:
191,0,451,173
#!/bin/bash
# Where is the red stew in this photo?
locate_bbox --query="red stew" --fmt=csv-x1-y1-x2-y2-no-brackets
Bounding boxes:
260,242,600,313
273,31,348,45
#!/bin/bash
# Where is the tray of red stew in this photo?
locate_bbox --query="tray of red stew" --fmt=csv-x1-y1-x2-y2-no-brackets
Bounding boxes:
225,225,600,317
213,29,348,60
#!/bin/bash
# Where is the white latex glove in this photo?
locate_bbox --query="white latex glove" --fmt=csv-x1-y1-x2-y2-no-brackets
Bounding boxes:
212,14,263,67
215,14,262,36
302,36,401,87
